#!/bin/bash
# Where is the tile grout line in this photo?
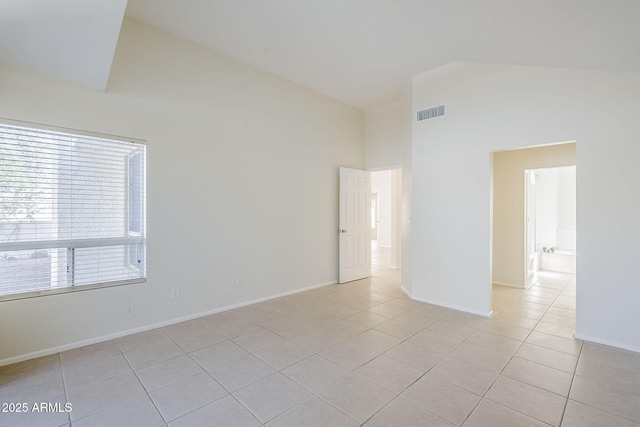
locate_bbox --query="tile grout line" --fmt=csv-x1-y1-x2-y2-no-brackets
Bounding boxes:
57,353,72,427
560,341,584,426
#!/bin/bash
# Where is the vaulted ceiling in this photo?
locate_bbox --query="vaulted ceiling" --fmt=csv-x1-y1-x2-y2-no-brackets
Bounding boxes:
2,0,640,109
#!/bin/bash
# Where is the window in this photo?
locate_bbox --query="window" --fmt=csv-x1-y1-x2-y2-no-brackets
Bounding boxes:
0,120,146,300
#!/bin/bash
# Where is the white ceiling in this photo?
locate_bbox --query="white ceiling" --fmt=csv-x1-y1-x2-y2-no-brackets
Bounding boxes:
0,0,127,91
3,0,640,110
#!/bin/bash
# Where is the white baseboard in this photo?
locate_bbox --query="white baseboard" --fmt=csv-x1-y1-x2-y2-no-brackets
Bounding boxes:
0,279,338,367
492,281,525,289
408,296,493,318
574,333,640,354
400,286,492,318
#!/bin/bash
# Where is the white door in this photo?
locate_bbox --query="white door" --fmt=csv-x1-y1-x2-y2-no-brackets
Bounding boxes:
339,167,371,283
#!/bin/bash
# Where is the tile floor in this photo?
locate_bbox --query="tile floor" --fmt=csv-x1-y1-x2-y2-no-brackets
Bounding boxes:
1,245,640,426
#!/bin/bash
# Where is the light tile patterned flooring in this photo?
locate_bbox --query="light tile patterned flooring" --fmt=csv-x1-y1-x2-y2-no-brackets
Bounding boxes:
2,245,640,426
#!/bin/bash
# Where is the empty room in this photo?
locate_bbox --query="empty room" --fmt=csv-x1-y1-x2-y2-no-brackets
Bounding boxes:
1,1,640,426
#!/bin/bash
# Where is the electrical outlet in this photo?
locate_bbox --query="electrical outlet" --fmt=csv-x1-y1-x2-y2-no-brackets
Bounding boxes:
236,275,243,286
170,286,180,299
320,261,326,270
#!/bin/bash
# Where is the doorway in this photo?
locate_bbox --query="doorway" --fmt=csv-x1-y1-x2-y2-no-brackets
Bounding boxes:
370,169,402,272
491,142,576,327
491,142,576,289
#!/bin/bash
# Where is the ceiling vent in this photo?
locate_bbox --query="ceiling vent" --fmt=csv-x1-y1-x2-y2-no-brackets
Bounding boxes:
416,104,446,122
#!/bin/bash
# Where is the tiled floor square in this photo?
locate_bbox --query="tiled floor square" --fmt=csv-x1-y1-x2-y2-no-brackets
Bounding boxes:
345,329,402,353
209,354,276,392
502,357,572,396
467,330,523,355
266,396,358,427
525,331,582,356
288,327,351,353
561,399,640,427
569,375,640,423
149,371,227,422
62,353,132,391
429,356,499,395
163,320,227,353
427,320,478,340
355,354,423,393
233,372,312,423
480,321,531,341
317,373,396,424
232,328,286,353
168,395,260,427
0,369,65,403
383,341,446,372
364,397,455,427
188,340,248,370
320,341,379,370
72,394,164,427
449,341,511,372
407,329,463,354
463,398,548,427
123,339,185,370
0,354,60,386
514,342,578,373
59,340,121,368
373,317,427,339
485,376,566,426
67,371,146,421
344,310,389,328
282,354,349,392
402,374,481,425
135,354,203,392
253,339,314,370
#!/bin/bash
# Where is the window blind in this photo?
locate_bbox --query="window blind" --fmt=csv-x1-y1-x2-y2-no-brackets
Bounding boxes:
0,121,146,300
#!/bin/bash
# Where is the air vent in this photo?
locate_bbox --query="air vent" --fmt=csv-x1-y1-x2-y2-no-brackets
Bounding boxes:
416,104,446,122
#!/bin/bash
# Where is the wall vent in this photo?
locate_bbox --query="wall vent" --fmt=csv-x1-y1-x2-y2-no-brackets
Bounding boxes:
416,104,446,122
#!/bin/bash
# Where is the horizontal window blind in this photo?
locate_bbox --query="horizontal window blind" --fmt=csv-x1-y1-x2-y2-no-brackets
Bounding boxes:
0,121,146,299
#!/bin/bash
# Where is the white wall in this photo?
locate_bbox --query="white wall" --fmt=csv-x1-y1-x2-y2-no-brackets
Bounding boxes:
365,101,403,169
0,18,364,364
493,144,576,288
411,62,640,351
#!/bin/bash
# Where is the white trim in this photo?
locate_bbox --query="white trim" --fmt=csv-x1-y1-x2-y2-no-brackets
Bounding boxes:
410,295,493,318
399,283,492,318
0,279,338,367
492,280,525,289
574,333,640,354
0,278,147,303
1,236,146,252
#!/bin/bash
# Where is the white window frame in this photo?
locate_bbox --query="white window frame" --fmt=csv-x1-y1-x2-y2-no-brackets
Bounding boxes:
0,118,147,301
